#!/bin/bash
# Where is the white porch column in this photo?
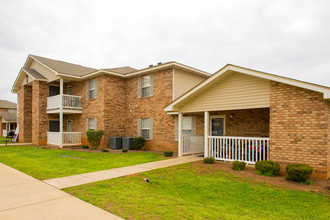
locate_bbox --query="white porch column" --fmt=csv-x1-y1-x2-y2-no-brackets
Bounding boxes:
59,78,64,148
204,111,209,157
178,112,183,157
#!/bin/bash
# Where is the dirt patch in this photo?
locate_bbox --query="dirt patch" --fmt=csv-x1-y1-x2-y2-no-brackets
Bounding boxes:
192,161,330,194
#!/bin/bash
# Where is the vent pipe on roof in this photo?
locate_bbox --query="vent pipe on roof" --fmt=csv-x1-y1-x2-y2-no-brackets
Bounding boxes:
157,62,162,65
149,64,154,67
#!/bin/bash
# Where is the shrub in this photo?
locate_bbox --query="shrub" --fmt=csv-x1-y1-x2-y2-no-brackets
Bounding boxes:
122,149,128,153
203,157,215,164
101,149,109,152
163,151,174,157
255,160,280,176
286,164,313,183
132,137,146,150
82,145,89,149
232,161,246,171
86,130,104,150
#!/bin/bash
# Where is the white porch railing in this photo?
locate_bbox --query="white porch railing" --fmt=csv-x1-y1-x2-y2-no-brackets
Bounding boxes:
183,135,204,155
208,136,269,164
47,132,82,146
47,94,82,110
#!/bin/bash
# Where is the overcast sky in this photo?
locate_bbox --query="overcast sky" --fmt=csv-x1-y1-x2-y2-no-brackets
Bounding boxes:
0,0,329,103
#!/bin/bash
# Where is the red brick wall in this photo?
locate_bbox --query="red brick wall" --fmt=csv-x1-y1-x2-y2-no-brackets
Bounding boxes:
125,69,177,152
210,108,269,137
270,81,329,179
32,81,49,145
18,86,32,142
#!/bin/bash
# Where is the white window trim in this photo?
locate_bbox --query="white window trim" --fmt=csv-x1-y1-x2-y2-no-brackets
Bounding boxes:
87,118,97,130
209,115,226,136
89,79,97,99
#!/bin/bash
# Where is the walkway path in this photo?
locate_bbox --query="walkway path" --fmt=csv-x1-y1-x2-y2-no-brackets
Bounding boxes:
44,155,203,189
0,142,32,146
0,163,122,220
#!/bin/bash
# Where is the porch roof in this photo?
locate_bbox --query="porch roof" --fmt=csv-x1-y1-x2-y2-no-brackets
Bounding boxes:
0,112,17,123
164,64,330,112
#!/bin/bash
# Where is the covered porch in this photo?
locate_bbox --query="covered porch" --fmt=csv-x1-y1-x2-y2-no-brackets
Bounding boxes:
177,108,269,164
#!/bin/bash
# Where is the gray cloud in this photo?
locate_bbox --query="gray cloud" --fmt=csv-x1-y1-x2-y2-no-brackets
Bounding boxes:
0,0,329,102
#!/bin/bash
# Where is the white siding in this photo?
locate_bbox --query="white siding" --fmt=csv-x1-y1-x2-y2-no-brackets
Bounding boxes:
173,68,206,100
30,60,59,82
179,72,270,112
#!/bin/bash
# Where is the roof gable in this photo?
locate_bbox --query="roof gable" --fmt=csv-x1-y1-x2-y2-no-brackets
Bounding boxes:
0,100,17,109
164,64,330,112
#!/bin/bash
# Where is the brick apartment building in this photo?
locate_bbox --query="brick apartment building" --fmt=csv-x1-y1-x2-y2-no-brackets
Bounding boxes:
12,55,330,179
0,100,17,137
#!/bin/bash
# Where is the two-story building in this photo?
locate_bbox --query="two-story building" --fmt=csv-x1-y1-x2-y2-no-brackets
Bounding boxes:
11,55,210,152
0,100,17,137
12,55,330,179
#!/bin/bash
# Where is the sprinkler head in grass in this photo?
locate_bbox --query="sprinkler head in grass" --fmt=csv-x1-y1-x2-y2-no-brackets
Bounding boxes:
144,178,150,183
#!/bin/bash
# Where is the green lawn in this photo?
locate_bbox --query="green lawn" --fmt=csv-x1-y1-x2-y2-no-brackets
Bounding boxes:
0,136,11,143
64,163,330,220
0,146,165,180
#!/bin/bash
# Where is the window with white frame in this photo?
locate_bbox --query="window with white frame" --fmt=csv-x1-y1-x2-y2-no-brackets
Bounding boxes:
138,118,153,139
142,76,151,97
183,117,192,135
87,118,97,130
142,118,150,139
87,79,97,100
138,75,153,98
174,116,197,141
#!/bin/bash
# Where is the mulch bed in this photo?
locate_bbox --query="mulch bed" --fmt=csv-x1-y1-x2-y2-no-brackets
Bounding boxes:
192,160,330,194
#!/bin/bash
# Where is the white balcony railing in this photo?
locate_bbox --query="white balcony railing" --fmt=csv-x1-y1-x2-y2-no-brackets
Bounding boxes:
47,94,82,110
208,136,269,164
47,132,82,146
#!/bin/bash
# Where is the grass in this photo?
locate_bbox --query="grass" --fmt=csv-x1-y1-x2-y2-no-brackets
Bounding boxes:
0,146,165,180
64,163,330,220
0,136,11,143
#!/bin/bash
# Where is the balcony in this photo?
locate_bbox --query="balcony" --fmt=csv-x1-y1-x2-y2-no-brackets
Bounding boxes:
47,132,82,146
47,94,83,114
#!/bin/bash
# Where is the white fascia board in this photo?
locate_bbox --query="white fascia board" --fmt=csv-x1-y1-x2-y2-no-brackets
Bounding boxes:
81,70,124,79
30,55,59,75
125,62,210,78
22,69,48,82
164,65,230,112
228,66,330,99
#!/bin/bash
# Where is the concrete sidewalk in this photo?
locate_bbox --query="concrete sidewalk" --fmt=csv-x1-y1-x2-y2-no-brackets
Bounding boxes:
45,155,203,189
0,143,32,146
0,163,122,220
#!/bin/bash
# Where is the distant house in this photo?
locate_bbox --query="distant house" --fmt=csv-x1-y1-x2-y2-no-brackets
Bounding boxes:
0,100,17,136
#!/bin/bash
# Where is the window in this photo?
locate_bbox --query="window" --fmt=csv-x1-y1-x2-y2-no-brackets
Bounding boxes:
142,118,150,139
49,120,59,132
183,117,192,135
67,86,72,95
138,75,153,98
25,75,28,84
49,86,60,97
87,118,97,130
138,118,153,139
142,76,150,97
174,116,197,141
86,79,97,100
